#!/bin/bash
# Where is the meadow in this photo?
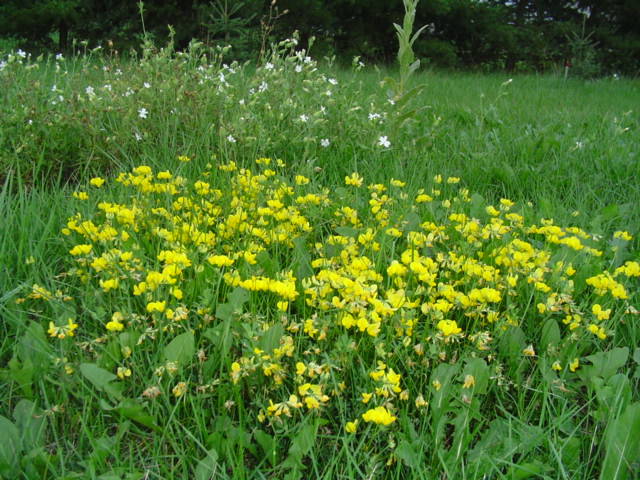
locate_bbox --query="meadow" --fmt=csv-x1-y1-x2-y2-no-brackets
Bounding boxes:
1,32,640,480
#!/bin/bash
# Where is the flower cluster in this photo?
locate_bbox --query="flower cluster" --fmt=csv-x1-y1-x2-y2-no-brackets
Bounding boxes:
25,159,639,441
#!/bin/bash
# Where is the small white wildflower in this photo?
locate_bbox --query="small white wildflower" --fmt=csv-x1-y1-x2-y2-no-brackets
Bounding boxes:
258,81,268,92
320,106,326,114
115,68,123,76
328,78,338,85
368,113,381,120
325,90,332,96
239,99,245,105
134,132,143,141
388,98,395,105
16,49,27,59
138,108,148,119
27,119,33,125
320,138,330,147
295,65,303,73
264,62,274,70
300,114,309,123
103,84,112,91
227,135,236,143
0,61,6,70
358,61,365,68
304,56,312,64
575,141,584,149
143,82,151,88
51,84,58,92
124,88,134,97
378,136,391,148
85,86,95,96
55,53,64,61
292,38,299,46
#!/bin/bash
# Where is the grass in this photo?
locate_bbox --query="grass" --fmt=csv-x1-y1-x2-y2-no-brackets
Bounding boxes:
1,36,639,480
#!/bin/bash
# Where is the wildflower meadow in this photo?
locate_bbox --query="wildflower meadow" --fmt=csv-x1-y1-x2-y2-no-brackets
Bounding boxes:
1,4,640,480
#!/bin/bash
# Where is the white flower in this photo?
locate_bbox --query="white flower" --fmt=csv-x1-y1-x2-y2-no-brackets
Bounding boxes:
138,108,148,119
378,136,391,148
134,132,143,141
368,113,381,120
325,90,332,96
143,82,151,88
0,61,6,70
239,99,245,105
258,81,268,92
320,138,330,147
51,84,57,92
55,53,64,61
16,49,27,59
27,119,33,125
295,65,302,73
85,86,95,96
575,141,584,149
227,135,236,143
388,98,395,105
300,114,309,123
124,88,134,97
103,84,112,91
264,62,274,70
328,78,338,85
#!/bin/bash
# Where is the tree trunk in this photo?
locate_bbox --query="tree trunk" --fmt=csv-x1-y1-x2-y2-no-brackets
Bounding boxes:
59,20,68,52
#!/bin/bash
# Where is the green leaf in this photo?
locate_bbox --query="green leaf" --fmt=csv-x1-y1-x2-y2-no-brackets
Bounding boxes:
396,439,420,468
579,347,629,382
292,236,313,280
80,363,117,389
195,448,219,480
80,363,123,402
601,402,640,480
260,323,285,354
163,332,195,365
254,430,277,467
540,318,561,347
12,399,46,451
462,357,490,395
215,287,249,322
0,415,21,477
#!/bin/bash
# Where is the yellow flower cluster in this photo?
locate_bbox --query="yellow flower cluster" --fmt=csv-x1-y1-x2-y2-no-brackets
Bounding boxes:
35,158,638,436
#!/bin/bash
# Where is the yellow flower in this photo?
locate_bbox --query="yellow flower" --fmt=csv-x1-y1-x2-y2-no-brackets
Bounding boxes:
345,421,358,434
462,374,475,389
592,304,611,321
207,255,235,267
345,173,363,187
89,177,105,187
437,319,462,337
522,344,536,356
73,191,89,200
48,318,78,339
569,358,580,372
146,301,166,313
172,381,188,397
69,244,92,256
362,406,396,426
552,361,562,371
106,320,124,331
117,367,131,379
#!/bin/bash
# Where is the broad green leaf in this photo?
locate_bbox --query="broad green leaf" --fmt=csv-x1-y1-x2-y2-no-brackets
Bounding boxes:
195,448,219,480
601,402,640,480
462,357,490,395
0,415,21,477
540,318,561,347
396,439,420,468
260,323,285,354
254,430,276,467
12,399,46,451
163,332,195,365
579,347,629,382
80,363,118,389
215,287,249,321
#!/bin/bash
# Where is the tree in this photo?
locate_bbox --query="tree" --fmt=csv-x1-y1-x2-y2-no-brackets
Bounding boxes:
0,0,80,51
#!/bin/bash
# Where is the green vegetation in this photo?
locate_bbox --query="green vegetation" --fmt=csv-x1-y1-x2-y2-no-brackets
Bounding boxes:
1,24,640,480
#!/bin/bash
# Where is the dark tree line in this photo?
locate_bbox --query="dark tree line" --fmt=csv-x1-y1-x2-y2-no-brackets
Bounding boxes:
1,0,638,75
